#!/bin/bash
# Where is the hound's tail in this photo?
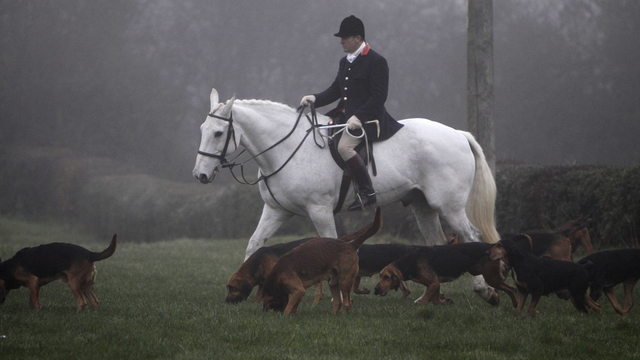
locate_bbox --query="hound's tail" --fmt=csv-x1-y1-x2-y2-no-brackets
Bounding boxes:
90,234,117,262
460,131,500,244
348,207,382,250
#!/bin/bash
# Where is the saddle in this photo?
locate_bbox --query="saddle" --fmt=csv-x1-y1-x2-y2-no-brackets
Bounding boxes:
325,108,377,214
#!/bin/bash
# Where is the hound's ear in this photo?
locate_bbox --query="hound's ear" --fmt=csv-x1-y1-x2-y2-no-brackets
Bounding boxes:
210,89,220,111
220,94,236,117
399,281,410,293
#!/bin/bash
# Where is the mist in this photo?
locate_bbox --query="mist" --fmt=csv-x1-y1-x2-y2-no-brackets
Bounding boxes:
1,0,638,183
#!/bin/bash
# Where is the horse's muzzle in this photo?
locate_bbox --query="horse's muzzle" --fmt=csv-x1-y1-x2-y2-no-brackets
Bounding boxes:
198,174,210,184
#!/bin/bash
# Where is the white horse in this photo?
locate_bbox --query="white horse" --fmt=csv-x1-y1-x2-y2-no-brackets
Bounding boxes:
193,89,500,301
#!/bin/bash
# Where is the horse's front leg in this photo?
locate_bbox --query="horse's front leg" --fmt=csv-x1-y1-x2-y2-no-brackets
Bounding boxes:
307,205,338,238
245,204,293,261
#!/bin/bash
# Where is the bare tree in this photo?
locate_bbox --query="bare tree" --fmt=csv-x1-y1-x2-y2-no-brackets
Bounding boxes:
467,0,495,173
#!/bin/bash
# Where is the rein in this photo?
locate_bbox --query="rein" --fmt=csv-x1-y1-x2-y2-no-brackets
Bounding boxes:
199,103,325,187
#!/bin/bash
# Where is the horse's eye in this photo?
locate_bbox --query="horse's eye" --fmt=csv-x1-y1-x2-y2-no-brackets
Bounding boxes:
214,131,224,138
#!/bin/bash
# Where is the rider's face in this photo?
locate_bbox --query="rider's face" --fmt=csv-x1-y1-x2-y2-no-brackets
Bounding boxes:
341,36,362,54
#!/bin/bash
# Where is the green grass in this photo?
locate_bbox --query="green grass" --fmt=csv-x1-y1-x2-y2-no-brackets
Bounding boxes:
1,218,639,359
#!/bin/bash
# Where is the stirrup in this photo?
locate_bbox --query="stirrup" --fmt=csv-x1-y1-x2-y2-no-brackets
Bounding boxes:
348,193,377,212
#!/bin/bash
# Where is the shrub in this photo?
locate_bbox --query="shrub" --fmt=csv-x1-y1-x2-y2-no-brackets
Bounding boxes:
1,146,638,248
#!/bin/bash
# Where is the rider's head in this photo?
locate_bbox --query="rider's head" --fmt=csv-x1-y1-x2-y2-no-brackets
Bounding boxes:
335,15,365,53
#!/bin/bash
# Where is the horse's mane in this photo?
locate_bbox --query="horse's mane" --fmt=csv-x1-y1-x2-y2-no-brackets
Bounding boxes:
235,99,297,114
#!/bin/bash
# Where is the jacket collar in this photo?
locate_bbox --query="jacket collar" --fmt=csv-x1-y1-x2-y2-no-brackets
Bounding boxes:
346,44,371,65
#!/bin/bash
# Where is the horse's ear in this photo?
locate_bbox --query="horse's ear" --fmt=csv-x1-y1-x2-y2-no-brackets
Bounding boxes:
210,89,220,112
220,94,236,117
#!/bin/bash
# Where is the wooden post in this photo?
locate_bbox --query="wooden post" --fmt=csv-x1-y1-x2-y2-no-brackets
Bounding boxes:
467,0,495,174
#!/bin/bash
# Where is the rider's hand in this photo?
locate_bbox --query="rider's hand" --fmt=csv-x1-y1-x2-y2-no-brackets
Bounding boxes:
346,115,362,130
300,95,316,106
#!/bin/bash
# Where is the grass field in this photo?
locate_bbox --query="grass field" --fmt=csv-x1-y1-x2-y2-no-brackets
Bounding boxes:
1,217,639,360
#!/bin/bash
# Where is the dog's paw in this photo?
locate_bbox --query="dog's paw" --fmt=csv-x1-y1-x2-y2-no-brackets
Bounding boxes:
487,291,500,307
442,297,454,305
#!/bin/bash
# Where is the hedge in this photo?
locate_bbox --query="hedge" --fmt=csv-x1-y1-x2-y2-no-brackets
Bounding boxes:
1,147,638,249
496,163,640,249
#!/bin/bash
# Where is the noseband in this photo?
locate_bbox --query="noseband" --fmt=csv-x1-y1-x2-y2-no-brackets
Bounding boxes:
197,112,236,166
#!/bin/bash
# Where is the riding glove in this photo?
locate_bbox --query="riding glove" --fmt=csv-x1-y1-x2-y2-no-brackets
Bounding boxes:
346,115,362,130
300,95,316,106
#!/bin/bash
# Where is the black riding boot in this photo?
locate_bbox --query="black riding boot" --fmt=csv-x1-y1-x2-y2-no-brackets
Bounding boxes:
345,155,376,211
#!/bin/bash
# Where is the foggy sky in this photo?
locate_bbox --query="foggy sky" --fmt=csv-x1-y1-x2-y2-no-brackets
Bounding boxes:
1,0,638,183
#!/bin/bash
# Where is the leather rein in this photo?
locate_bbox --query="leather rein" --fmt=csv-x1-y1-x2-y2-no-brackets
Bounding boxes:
197,103,326,187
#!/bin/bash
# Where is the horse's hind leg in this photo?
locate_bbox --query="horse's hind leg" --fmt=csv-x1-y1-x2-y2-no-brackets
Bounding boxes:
439,208,482,244
408,195,447,246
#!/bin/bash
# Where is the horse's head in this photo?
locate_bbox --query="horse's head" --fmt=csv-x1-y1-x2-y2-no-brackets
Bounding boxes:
193,89,238,184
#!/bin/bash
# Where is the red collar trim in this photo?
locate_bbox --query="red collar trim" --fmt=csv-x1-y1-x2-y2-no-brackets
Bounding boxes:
361,44,371,55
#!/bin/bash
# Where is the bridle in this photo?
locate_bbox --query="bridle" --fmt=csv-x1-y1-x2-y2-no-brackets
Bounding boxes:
196,103,325,185
197,111,237,167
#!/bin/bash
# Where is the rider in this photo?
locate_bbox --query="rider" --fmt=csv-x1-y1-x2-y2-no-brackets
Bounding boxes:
300,15,403,211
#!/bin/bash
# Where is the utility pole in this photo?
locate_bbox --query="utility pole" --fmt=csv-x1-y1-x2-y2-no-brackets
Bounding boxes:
467,0,495,174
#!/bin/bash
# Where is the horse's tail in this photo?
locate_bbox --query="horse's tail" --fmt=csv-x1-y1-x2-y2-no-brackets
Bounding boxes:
460,132,500,244
349,207,382,250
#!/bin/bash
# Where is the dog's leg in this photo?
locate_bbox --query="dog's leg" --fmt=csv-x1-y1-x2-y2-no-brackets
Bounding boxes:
400,283,412,299
620,278,637,315
340,279,356,313
313,283,324,305
352,276,370,295
414,287,428,304
81,277,100,309
494,283,517,308
516,291,527,312
569,292,590,314
603,287,625,315
83,286,100,309
290,297,303,314
82,274,100,309
284,289,305,315
420,285,440,305
526,295,541,315
83,267,100,309
584,293,601,313
68,279,88,312
26,276,42,309
428,283,445,305
329,284,343,314
418,282,441,306
254,286,263,303
483,271,516,307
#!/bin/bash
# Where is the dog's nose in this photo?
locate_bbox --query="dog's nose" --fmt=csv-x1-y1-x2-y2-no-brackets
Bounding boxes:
198,174,209,183
374,286,382,296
